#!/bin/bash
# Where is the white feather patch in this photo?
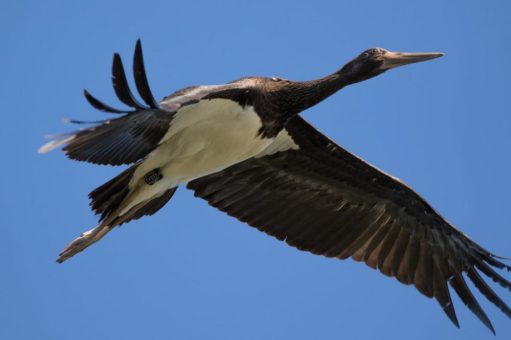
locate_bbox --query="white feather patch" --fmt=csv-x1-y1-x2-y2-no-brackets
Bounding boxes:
37,134,76,154
256,129,299,157
119,98,275,214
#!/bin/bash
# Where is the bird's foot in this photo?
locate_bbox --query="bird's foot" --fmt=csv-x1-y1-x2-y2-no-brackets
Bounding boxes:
56,225,110,263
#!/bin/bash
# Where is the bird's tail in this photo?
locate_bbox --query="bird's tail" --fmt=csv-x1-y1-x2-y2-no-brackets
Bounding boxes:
57,164,177,263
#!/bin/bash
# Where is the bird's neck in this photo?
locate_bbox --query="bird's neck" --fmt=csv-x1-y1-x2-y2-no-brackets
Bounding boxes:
256,67,363,137
282,67,357,114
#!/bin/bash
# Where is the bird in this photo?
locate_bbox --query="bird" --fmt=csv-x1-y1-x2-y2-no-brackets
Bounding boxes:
40,40,510,333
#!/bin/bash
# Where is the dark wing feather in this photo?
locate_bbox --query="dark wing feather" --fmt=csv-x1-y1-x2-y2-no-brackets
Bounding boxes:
61,109,173,165
188,115,511,332
83,89,126,114
39,41,173,164
111,53,146,110
40,41,257,165
133,39,158,108
450,274,495,334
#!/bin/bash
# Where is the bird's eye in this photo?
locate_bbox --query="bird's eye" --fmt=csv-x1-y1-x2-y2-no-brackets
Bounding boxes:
271,77,289,83
361,49,377,58
360,51,373,59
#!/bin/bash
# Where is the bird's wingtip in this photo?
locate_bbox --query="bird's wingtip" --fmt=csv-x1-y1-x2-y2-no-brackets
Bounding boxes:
37,134,76,154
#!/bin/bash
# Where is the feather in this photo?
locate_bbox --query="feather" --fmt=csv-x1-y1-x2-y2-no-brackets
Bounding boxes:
467,267,511,318
133,39,158,108
83,89,127,113
432,254,459,327
111,53,146,110
449,274,495,334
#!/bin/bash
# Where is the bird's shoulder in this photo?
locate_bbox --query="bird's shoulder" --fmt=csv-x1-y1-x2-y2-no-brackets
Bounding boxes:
158,77,265,110
158,76,295,110
158,76,294,138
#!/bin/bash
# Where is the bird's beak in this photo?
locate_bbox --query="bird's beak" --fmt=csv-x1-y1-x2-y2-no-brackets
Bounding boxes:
381,51,444,70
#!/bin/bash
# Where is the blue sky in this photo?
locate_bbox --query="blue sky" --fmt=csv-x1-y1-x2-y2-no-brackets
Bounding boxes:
2,1,511,339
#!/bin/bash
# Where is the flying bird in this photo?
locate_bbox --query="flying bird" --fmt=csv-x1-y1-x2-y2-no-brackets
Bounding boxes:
40,40,510,333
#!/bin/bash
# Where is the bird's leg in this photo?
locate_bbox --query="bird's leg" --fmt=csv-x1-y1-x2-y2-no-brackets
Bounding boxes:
56,224,112,263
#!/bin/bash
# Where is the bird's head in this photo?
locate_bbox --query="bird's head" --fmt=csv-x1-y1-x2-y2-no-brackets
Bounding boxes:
340,47,444,84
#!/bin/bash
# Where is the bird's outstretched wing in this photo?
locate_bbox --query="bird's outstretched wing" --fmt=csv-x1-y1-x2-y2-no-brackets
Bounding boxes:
39,40,255,166
188,115,511,333
39,40,174,165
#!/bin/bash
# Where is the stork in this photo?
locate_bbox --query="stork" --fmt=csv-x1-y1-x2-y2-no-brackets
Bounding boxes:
40,40,510,333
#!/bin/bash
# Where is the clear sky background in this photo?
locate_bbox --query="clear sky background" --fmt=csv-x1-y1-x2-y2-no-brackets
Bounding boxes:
2,1,511,339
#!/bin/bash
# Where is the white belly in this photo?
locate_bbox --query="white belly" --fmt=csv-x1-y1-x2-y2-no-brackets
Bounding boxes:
120,99,273,214
155,98,273,183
